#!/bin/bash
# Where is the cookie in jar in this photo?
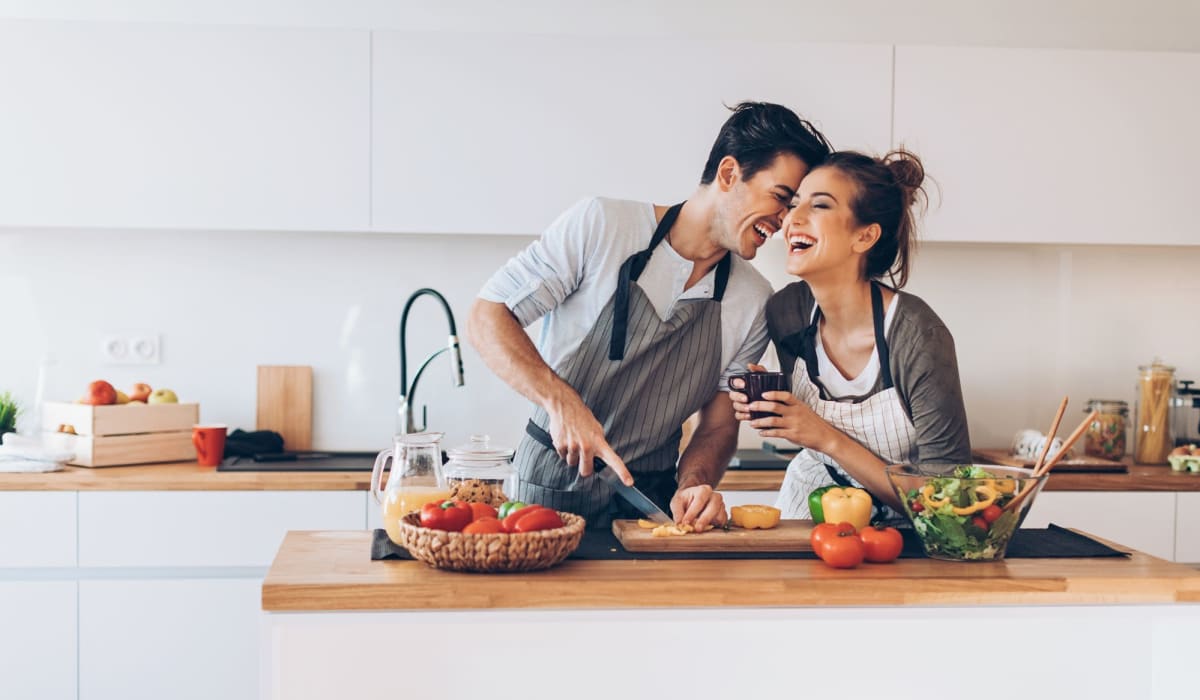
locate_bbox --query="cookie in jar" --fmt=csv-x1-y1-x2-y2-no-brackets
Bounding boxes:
1084,399,1128,460
443,434,517,508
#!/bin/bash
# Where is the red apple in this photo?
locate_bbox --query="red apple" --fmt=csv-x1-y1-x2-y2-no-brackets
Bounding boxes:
84,380,117,406
128,382,152,403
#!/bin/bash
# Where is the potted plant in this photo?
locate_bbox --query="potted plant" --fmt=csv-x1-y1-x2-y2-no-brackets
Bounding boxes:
0,391,21,444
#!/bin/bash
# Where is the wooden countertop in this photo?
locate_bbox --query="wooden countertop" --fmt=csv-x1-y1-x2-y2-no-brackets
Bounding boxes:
1,461,1197,492
261,530,1200,612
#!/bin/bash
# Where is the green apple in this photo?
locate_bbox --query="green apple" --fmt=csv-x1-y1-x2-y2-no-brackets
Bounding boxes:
147,388,178,404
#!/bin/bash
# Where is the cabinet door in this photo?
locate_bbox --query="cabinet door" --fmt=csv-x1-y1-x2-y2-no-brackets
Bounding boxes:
894,46,1200,245
0,581,77,700
0,20,369,231
79,491,366,567
1021,491,1176,560
372,34,892,234
80,578,259,700
1175,493,1200,563
0,492,76,567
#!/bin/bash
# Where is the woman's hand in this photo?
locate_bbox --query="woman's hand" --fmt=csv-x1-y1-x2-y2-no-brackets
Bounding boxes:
748,390,836,452
729,363,768,421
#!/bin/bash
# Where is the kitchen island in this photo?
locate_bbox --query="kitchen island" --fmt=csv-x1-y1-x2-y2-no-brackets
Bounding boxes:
260,530,1200,700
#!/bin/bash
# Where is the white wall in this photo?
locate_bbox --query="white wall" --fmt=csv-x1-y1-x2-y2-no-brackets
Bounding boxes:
2,230,1196,453
0,1,1198,52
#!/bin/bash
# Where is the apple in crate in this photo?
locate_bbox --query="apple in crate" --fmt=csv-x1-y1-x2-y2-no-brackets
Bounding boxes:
114,390,130,404
147,388,178,404
128,383,152,403
82,380,117,406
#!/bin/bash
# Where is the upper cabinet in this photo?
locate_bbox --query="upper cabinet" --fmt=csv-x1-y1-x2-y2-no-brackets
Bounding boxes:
0,21,370,232
371,34,892,235
894,46,1200,245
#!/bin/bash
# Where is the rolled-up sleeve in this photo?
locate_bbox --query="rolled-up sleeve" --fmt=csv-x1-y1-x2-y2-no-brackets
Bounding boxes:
478,198,601,328
720,306,770,392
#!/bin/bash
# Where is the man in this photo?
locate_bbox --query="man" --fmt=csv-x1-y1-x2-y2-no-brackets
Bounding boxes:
469,102,831,529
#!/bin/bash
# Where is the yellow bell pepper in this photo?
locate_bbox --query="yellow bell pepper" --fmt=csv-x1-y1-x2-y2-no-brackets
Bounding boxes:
921,485,949,510
730,505,781,530
993,478,1017,494
820,487,872,530
951,484,998,516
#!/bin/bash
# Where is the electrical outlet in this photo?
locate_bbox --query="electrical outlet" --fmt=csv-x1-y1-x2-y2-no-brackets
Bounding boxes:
101,332,161,365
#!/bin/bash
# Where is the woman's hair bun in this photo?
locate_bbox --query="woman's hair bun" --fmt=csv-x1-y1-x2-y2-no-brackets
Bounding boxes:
883,148,926,208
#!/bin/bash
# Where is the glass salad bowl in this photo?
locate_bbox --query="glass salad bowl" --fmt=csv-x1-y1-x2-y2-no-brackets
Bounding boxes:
885,464,1048,561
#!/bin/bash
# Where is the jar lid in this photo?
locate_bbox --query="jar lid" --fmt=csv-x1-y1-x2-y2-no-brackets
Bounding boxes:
447,434,514,462
1139,359,1175,373
1085,399,1128,412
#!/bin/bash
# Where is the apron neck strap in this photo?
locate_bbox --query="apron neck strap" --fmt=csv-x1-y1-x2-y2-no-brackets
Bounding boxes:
870,282,894,389
801,282,895,391
609,202,732,360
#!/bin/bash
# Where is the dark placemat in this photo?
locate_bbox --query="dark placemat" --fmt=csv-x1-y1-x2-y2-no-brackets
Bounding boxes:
370,524,1128,562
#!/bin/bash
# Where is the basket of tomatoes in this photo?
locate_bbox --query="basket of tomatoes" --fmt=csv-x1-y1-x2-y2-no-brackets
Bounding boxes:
397,499,586,573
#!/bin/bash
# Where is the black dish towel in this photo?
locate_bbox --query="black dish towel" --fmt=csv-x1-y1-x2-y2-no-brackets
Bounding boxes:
370,524,1129,562
222,429,284,457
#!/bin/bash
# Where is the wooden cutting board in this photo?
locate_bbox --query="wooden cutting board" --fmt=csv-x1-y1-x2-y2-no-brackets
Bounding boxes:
256,365,313,451
972,448,1127,473
612,519,815,553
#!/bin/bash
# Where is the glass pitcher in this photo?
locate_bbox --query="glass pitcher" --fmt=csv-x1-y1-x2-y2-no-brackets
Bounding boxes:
372,432,446,545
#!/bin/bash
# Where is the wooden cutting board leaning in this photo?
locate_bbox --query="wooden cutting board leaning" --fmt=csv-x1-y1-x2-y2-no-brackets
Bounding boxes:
612,519,815,552
256,365,313,451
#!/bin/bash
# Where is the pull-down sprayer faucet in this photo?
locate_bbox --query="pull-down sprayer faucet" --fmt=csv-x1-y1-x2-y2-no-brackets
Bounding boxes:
398,288,464,434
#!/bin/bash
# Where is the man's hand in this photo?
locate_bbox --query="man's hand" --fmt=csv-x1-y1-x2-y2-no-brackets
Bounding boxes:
670,485,728,531
546,389,633,485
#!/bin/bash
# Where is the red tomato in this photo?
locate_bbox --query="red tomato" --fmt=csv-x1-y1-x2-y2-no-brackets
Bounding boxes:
501,504,545,532
859,525,904,563
810,521,857,561
468,502,499,522
462,517,506,535
910,500,925,513
511,508,564,533
972,516,990,531
819,531,865,569
981,504,1003,524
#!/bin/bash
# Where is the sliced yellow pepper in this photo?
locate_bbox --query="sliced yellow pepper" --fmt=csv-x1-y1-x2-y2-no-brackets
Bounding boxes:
993,478,1017,494
921,485,949,510
730,505,781,530
951,484,998,516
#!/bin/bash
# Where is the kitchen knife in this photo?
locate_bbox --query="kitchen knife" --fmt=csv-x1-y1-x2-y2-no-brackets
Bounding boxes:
594,462,673,525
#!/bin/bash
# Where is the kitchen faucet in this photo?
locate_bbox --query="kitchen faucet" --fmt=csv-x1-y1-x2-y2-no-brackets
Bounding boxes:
398,288,464,434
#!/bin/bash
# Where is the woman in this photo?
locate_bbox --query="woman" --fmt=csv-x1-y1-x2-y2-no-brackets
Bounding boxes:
730,149,970,519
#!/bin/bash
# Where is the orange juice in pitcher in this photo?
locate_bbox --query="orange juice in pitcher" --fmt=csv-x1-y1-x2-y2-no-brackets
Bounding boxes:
371,432,446,546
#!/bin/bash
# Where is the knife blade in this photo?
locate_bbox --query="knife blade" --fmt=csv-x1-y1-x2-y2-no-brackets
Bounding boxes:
594,462,673,525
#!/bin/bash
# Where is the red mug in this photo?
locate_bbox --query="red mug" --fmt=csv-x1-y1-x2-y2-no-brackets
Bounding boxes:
192,425,228,467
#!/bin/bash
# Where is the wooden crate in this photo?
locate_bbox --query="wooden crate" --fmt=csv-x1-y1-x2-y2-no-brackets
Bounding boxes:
41,401,200,467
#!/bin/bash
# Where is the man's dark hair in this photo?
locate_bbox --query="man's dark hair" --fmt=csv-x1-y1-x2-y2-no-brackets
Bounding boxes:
699,102,832,185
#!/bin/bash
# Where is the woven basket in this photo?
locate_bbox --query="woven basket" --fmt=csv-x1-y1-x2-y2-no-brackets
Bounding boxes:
397,511,586,573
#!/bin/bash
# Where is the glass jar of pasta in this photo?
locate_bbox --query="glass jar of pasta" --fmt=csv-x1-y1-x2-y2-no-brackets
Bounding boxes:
1083,400,1128,460
1134,361,1175,464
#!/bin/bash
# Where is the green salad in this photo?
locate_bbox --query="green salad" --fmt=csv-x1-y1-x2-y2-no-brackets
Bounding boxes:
899,465,1022,561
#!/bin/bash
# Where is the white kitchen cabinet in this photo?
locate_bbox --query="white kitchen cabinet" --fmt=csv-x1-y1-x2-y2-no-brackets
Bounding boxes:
0,581,77,700
79,491,366,567
1021,491,1177,561
893,46,1200,245
1174,492,1200,564
79,577,259,700
0,491,76,567
372,34,892,234
0,20,370,231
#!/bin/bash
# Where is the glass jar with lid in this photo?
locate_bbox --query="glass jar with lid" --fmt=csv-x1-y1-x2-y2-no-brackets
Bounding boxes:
443,434,517,508
1134,360,1175,464
1083,399,1128,460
